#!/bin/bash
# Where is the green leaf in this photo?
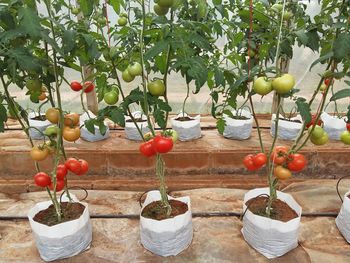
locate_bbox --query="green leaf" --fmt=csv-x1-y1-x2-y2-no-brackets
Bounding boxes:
18,7,41,38
305,29,319,51
310,51,334,70
84,119,96,135
214,68,225,87
6,47,41,71
109,0,124,13
109,107,125,127
157,99,172,112
330,89,350,101
333,33,350,61
145,41,169,61
63,30,76,54
0,104,7,133
295,29,308,45
153,108,166,129
296,98,311,124
98,121,107,136
216,118,225,135
79,0,94,17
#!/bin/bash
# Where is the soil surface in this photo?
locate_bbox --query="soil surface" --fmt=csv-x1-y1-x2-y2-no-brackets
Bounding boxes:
126,118,146,123
175,116,194,121
31,115,47,121
231,115,250,120
279,117,302,124
246,196,298,222
33,202,85,226
141,199,188,220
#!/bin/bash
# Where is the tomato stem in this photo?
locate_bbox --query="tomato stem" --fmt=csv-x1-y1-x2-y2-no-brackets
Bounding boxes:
156,154,171,216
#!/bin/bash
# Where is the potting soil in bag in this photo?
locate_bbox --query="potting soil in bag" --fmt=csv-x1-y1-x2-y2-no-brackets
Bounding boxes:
80,111,110,142
222,109,253,140
28,112,51,140
270,114,303,140
336,190,350,243
170,112,201,141
125,111,150,141
321,112,346,140
241,188,302,259
27,195,92,262
140,190,193,257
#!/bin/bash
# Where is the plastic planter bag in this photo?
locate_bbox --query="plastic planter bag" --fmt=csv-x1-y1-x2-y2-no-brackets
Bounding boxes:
222,109,253,140
125,111,150,141
27,195,92,262
80,111,109,142
270,114,303,140
241,188,302,259
170,112,201,141
321,112,346,140
140,190,193,257
28,112,51,140
336,190,350,243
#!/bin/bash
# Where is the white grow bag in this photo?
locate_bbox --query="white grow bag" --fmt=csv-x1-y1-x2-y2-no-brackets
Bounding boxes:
28,112,51,140
80,111,110,142
27,195,92,262
170,112,201,141
336,190,350,243
223,109,253,140
241,188,302,259
125,111,150,141
270,114,303,140
321,112,346,140
140,190,193,257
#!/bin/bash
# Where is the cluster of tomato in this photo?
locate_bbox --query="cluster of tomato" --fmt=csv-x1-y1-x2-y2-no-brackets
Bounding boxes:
153,0,174,16
34,158,88,191
243,146,307,180
253,74,295,96
70,81,95,93
25,78,48,102
139,131,178,157
122,62,142,83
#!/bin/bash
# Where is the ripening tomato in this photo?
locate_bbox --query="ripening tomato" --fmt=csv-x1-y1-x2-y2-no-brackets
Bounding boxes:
83,81,95,93
70,81,82,91
152,135,173,153
140,140,157,157
270,146,289,165
65,158,81,174
243,154,259,171
324,78,333,86
30,146,49,161
63,126,81,142
49,180,65,191
306,114,323,128
253,153,267,168
274,166,292,180
64,113,80,126
34,172,51,187
347,123,350,132
56,164,68,180
46,108,60,124
76,159,89,176
38,92,47,101
287,153,307,172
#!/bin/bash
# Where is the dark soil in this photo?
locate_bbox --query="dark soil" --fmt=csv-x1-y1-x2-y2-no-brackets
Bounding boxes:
126,118,146,123
246,196,298,222
175,116,194,122
231,115,250,120
33,202,85,226
279,117,302,124
347,194,350,199
31,115,47,121
141,200,188,220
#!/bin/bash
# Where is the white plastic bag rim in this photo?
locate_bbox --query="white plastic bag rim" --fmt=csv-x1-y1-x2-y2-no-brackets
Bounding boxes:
28,112,51,127
223,109,253,126
271,114,303,130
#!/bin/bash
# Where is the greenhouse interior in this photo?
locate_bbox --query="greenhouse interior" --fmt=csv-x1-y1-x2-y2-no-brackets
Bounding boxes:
1,0,350,262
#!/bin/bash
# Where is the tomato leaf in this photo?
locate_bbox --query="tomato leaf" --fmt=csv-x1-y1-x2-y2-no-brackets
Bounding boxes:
84,119,96,135
79,0,94,17
216,118,225,135
153,108,167,129
109,0,125,14
98,121,107,136
330,89,350,101
18,7,42,38
295,98,311,124
0,103,7,133
333,33,350,61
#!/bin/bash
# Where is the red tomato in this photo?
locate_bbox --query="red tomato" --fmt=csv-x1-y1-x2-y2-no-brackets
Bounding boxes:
76,159,89,176
324,78,332,86
306,115,323,129
34,172,51,187
253,153,267,168
139,140,156,157
56,164,68,180
287,153,307,172
152,135,173,154
64,158,81,175
70,81,82,91
83,81,95,93
270,146,289,165
243,154,259,171
347,123,350,131
49,180,65,191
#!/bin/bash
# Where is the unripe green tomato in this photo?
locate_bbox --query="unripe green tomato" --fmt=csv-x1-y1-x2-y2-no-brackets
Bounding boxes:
271,4,283,12
109,46,119,59
158,0,174,8
272,74,295,95
118,17,127,26
154,4,169,16
310,132,328,145
283,11,293,21
127,62,142,77
320,84,327,92
71,7,80,15
147,80,165,96
340,131,350,145
97,17,106,25
26,79,42,92
308,125,324,139
322,70,333,78
44,125,59,137
253,77,272,96
104,91,119,105
122,69,135,82
120,12,128,18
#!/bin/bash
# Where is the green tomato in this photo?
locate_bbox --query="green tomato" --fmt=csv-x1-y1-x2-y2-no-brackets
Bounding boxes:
340,131,350,145
102,49,110,60
109,47,119,59
272,74,295,95
271,4,283,12
322,70,333,78
158,0,174,7
118,17,127,26
44,125,59,137
253,77,272,96
120,12,128,18
170,130,178,143
320,84,327,92
309,125,324,139
71,7,80,15
283,11,293,21
147,80,165,96
154,4,169,16
310,132,328,145
122,69,135,82
97,17,107,25
26,79,42,92
104,91,119,105
127,62,142,77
